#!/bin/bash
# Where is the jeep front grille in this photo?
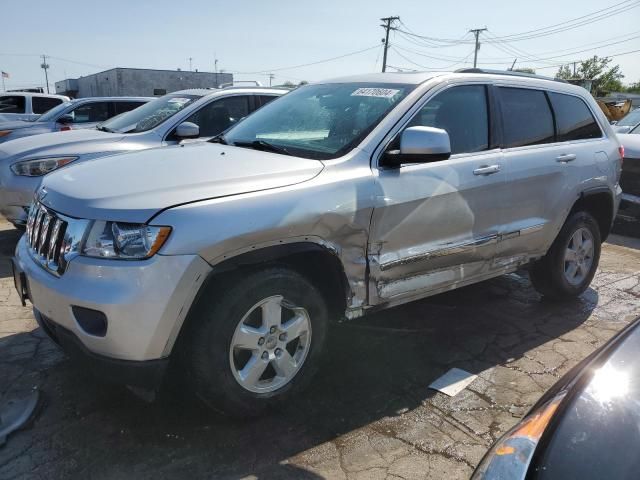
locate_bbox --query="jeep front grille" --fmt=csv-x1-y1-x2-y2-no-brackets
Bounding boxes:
25,203,69,276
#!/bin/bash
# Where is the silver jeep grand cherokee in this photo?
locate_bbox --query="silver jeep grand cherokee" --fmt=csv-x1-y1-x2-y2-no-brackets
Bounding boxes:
13,70,623,415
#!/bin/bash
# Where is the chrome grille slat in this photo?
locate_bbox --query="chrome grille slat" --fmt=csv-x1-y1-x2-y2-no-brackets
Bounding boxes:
25,202,70,276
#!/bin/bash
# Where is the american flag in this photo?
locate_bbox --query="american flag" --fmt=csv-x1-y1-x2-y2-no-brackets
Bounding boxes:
1,71,8,79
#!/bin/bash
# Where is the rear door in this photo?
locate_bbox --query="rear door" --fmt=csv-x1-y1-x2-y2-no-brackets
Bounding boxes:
495,86,591,264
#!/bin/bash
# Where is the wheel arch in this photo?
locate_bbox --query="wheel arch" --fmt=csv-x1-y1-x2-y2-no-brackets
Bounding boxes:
169,240,352,356
569,186,615,241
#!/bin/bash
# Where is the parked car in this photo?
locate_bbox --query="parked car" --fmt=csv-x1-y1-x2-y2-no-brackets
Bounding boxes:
617,130,640,221
0,92,70,122
0,97,151,145
12,70,622,416
0,87,287,226
473,316,640,479
612,107,640,134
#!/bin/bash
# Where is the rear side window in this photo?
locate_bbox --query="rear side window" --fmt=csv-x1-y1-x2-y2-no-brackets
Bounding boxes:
185,95,250,137
113,101,146,115
548,93,601,141
70,102,110,123
258,95,278,107
0,95,26,114
499,87,554,148
408,85,489,155
32,96,64,114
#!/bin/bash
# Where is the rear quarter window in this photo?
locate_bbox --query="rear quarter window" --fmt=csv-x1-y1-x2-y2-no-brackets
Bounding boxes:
548,92,602,141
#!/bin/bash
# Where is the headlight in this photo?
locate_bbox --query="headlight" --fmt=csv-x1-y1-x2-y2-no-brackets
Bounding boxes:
82,221,171,259
472,393,565,480
10,156,78,176
0,130,12,137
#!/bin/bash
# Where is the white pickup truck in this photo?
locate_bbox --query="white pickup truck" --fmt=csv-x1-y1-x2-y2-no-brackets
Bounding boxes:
0,92,70,122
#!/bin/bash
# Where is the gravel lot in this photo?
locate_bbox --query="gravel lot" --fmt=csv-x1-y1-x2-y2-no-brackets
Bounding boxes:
1,219,639,480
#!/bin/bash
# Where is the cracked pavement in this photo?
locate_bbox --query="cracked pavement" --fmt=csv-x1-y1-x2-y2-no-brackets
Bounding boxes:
0,219,639,480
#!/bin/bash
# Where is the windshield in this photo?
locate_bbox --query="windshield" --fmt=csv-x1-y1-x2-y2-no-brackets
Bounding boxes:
222,82,415,159
100,94,200,133
618,108,640,127
36,101,74,122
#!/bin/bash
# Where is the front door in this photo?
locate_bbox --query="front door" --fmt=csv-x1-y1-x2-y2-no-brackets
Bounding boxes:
368,84,507,305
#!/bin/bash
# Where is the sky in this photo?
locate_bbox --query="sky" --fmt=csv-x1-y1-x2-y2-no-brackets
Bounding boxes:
1,0,639,92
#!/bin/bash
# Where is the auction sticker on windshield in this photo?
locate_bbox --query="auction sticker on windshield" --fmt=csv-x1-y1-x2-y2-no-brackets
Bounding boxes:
351,88,400,98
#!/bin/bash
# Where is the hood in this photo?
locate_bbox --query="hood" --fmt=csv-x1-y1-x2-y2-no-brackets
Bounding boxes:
0,120,38,131
40,142,324,223
618,133,640,159
0,128,137,161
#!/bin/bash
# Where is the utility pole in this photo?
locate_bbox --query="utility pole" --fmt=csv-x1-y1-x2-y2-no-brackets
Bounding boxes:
268,73,275,86
40,54,50,93
189,57,193,71
572,61,577,77
380,16,399,73
469,28,487,69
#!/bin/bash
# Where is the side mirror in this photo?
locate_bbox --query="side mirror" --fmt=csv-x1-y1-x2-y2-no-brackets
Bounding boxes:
382,126,451,167
57,114,74,125
175,122,200,139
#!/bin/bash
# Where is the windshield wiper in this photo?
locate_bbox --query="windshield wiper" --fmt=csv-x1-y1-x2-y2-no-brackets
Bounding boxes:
97,125,114,133
209,134,227,145
232,140,292,156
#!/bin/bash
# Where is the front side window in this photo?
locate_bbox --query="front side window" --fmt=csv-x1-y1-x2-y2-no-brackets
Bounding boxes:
408,85,489,155
0,95,26,114
500,87,554,148
223,83,415,160
32,96,64,114
100,94,200,133
548,93,601,141
37,101,73,122
70,102,110,123
185,96,250,137
113,101,146,115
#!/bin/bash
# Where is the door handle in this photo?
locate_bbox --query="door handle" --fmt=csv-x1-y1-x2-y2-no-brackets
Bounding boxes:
556,154,577,163
473,164,501,176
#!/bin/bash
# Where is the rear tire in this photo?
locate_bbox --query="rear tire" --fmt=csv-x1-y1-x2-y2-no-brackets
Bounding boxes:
182,267,328,417
529,211,601,300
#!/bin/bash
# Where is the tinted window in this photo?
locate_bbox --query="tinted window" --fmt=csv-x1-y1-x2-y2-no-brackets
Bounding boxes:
617,108,640,127
258,95,278,107
500,88,554,148
70,102,110,123
0,95,26,114
409,85,489,154
114,101,146,115
185,96,250,137
32,96,64,114
548,93,601,141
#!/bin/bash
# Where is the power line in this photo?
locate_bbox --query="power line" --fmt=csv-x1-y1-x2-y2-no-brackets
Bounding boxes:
230,45,380,74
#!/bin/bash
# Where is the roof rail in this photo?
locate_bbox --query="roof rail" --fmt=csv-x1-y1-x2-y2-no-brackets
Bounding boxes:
455,68,568,83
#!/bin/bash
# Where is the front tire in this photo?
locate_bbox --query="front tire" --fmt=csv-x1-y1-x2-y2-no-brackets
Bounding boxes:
183,267,328,416
529,211,601,300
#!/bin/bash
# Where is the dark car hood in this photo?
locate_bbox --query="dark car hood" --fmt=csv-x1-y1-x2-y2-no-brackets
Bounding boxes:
40,142,324,223
530,317,640,479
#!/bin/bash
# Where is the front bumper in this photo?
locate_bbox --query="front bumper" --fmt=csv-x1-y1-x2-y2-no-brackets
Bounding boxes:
34,309,169,389
14,236,212,362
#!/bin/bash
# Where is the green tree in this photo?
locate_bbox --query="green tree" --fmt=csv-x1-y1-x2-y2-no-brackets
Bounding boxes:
578,55,624,93
625,81,640,93
555,64,573,80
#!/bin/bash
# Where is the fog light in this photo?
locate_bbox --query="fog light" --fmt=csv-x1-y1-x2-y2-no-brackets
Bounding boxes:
72,306,108,337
